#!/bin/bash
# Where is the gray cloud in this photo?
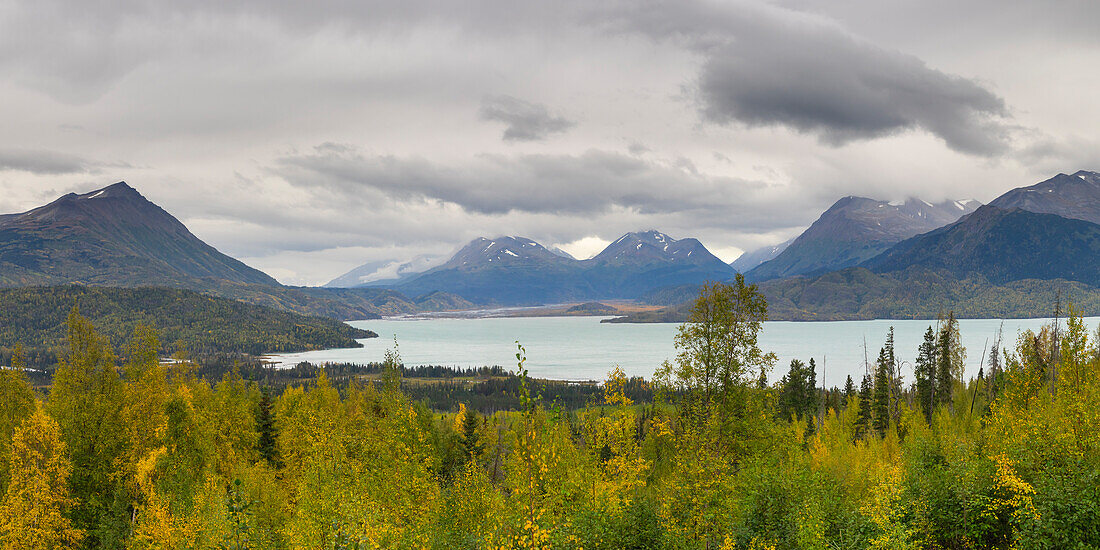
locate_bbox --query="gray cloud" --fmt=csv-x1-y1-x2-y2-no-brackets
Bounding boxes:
602,0,1014,156
479,95,574,142
272,143,816,228
0,149,93,175
696,37,1010,155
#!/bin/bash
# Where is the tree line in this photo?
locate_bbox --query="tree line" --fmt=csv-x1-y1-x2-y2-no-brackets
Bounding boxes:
0,286,372,370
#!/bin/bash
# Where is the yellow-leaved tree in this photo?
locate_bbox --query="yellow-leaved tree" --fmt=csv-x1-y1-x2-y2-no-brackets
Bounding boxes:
0,343,35,496
0,402,84,549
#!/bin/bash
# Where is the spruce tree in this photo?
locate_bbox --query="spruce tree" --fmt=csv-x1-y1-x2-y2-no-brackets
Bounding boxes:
256,386,280,468
778,359,806,422
778,358,819,426
915,326,936,423
805,358,819,435
935,312,964,410
461,408,483,459
884,327,903,425
843,375,855,403
855,374,874,441
872,347,891,437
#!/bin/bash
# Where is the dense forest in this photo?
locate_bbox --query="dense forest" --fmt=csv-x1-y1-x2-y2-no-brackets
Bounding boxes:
0,286,374,370
611,267,1100,322
1,275,1098,548
213,361,653,413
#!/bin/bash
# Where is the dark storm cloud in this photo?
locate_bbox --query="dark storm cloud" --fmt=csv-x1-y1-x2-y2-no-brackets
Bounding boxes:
479,95,574,142
272,143,811,230
696,37,1009,155
601,0,1014,156
0,149,93,175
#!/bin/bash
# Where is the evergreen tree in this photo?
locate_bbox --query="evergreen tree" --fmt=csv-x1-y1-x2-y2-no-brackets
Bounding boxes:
256,386,280,468
883,327,897,372
914,326,937,423
805,358,819,436
777,359,807,422
461,408,483,459
855,374,874,441
883,326,903,425
777,358,819,434
872,347,891,438
935,312,965,410
843,375,855,403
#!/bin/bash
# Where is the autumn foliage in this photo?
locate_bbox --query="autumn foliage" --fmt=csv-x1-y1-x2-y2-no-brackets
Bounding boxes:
0,284,1098,548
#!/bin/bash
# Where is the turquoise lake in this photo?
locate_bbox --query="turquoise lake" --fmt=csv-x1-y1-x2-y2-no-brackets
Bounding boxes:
266,316,1087,387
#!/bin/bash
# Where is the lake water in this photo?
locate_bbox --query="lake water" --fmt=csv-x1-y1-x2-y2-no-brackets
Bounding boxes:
266,316,1087,388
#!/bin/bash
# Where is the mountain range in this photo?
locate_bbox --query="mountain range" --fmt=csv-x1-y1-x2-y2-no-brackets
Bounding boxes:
611,170,1100,322
745,196,981,282
373,231,737,305
327,193,982,306
5,171,1100,322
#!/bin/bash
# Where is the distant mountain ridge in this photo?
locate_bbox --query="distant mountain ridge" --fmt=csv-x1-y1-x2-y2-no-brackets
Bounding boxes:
381,231,735,305
582,230,734,298
325,254,442,288
391,236,593,305
730,238,793,273
610,170,1100,322
746,196,980,282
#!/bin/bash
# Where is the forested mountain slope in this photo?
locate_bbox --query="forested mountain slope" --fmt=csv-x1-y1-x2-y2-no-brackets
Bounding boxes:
0,285,375,367
605,268,1100,322
863,205,1100,285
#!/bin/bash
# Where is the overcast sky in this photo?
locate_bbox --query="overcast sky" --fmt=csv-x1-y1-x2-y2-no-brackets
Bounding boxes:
1,0,1097,285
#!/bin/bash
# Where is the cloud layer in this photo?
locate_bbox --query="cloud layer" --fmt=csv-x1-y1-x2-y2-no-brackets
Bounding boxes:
273,143,817,229
0,0,1093,284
